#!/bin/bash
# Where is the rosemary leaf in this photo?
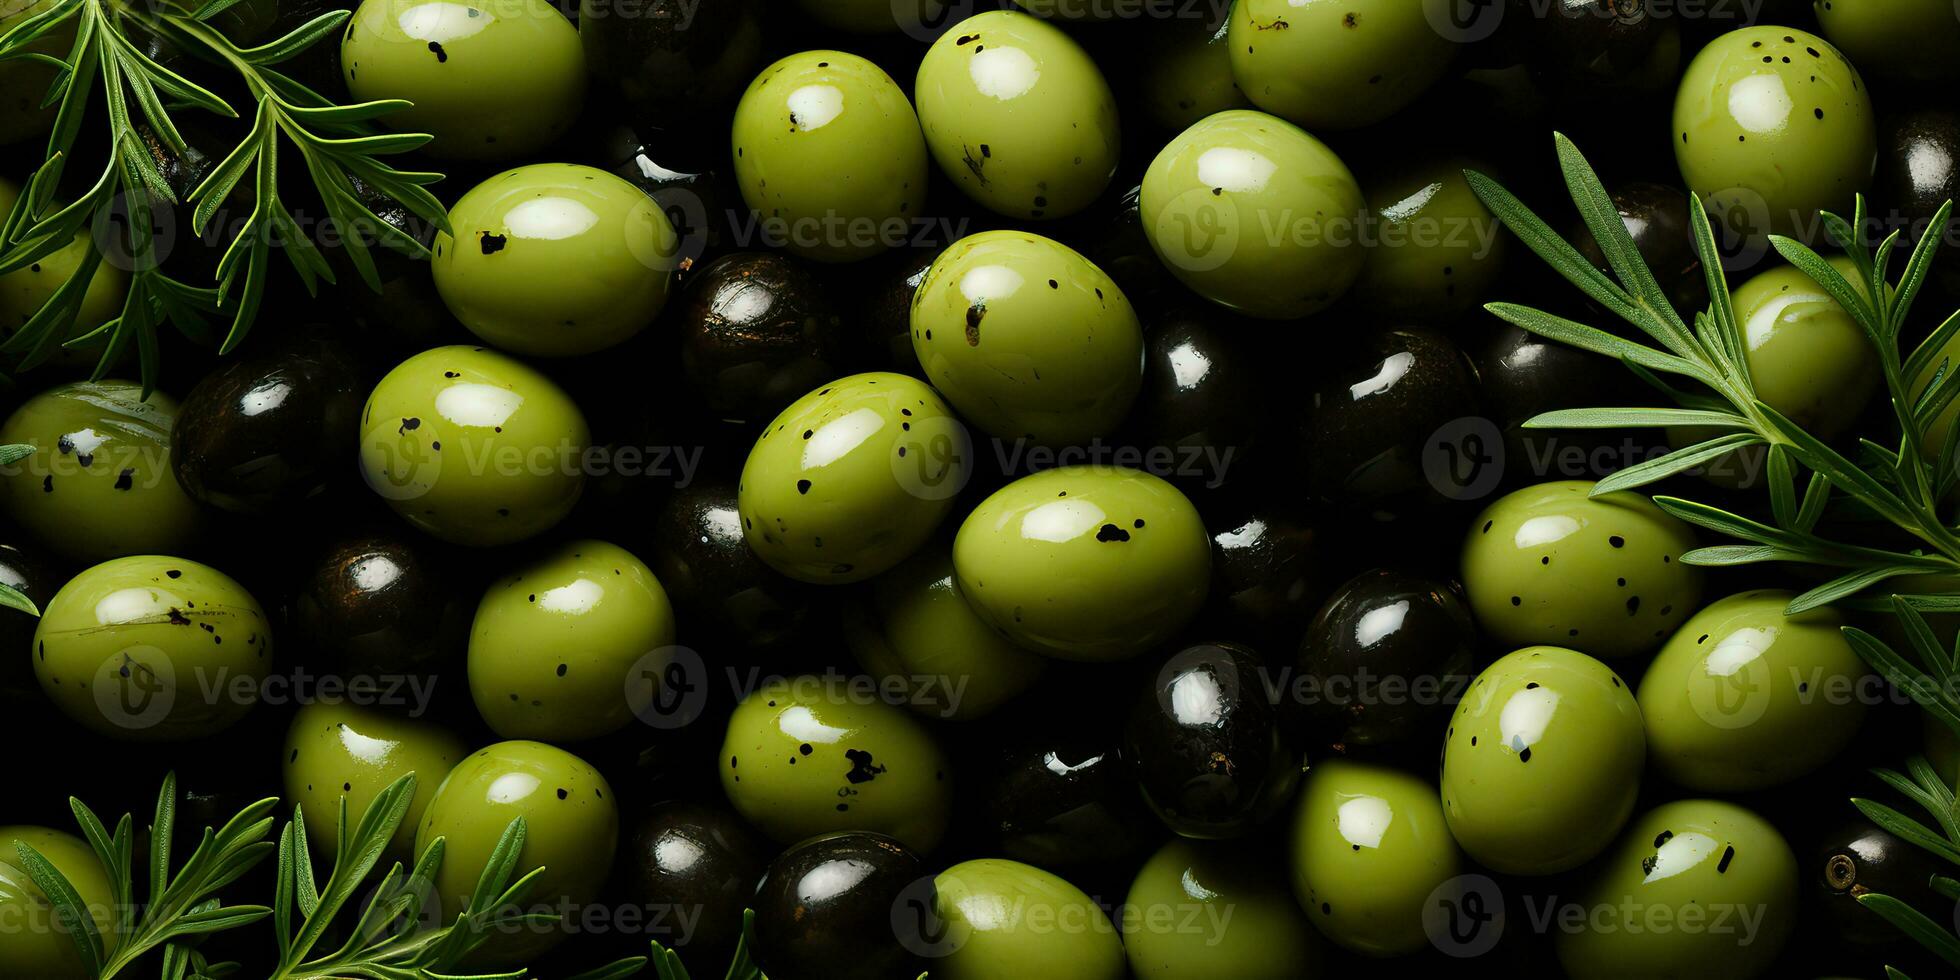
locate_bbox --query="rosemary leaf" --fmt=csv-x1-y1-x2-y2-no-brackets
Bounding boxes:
1524,407,1749,430
1484,302,1715,385
1552,133,1695,354
1590,431,1762,495
1855,894,1960,967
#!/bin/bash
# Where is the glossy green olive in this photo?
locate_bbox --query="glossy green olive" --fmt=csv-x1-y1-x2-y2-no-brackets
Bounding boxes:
738,372,965,584
910,231,1143,445
1227,0,1454,130
282,701,466,859
1124,839,1322,979
0,177,127,366
914,10,1120,221
931,858,1125,980
1639,590,1867,791
1140,110,1366,319
1441,647,1644,875
432,164,677,356
731,51,928,263
0,381,200,564
1349,158,1506,321
34,556,273,741
952,465,1210,661
1556,799,1798,979
1460,481,1702,659
468,539,676,741
1815,0,1960,82
1726,257,1877,440
841,544,1044,720
359,345,588,547
1289,759,1460,956
1673,26,1876,239
416,740,617,962
1139,19,1251,133
720,675,952,851
342,0,585,160
0,826,117,980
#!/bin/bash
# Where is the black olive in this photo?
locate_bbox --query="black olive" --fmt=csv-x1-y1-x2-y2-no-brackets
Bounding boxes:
838,246,933,379
1876,109,1960,311
1814,819,1949,946
1474,322,1656,491
580,0,763,134
289,529,472,683
1123,302,1267,498
0,540,61,708
1201,503,1327,650
1302,327,1481,515
677,252,851,425
1297,568,1477,747
1123,642,1303,838
751,832,926,980
1570,181,1710,320
625,801,770,957
982,727,1158,868
641,479,819,655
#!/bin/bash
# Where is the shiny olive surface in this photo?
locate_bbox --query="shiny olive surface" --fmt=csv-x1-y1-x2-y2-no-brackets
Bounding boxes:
0,826,118,980
579,0,762,132
1877,109,1960,298
1227,0,1454,130
679,252,850,424
1572,181,1709,318
1297,568,1476,747
1349,158,1507,322
625,801,771,955
1815,0,1960,82
1126,303,1264,477
750,831,925,980
642,478,818,653
171,332,363,513
930,858,1125,980
1124,839,1322,979
983,727,1157,868
0,541,60,707
1288,759,1461,956
1475,323,1653,484
1124,642,1302,839
1305,328,1480,510
1203,505,1323,648
281,700,465,860
291,529,472,679
604,124,738,270
1814,819,1946,946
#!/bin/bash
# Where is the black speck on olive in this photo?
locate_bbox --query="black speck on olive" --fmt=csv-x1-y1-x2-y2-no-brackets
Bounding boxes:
1297,569,1476,746
1123,642,1303,838
751,832,925,980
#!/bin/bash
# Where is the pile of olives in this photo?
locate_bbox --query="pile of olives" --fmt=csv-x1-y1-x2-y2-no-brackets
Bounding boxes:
1,0,1957,976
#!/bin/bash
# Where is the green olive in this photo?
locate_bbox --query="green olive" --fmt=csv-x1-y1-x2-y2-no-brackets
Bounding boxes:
468,539,676,741
1460,480,1703,659
0,826,117,980
738,372,966,584
1227,0,1454,130
914,10,1120,221
731,51,929,263
841,543,1045,721
1138,19,1251,133
1556,799,1798,979
952,465,1210,661
719,675,952,851
1349,158,1506,321
0,0,62,145
1815,0,1960,82
34,556,272,741
0,177,127,367
910,231,1142,445
359,345,588,547
1123,838,1322,979
1140,109,1366,319
0,380,200,564
416,740,617,963
431,164,677,356
1725,257,1876,439
342,0,585,160
931,858,1125,980
1288,759,1459,956
1441,646,1644,875
282,701,466,860
1639,590,1867,791
1673,26,1876,240
1911,320,1960,455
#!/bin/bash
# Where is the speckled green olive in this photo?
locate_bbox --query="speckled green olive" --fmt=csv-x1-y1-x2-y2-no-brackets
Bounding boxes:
431,164,677,356
1639,590,1867,791
1441,647,1643,875
1288,759,1458,956
1227,0,1454,130
738,372,965,584
914,10,1120,221
1140,110,1366,319
1123,839,1322,979
953,465,1210,661
34,556,273,741
282,701,466,859
0,178,127,365
719,675,953,850
1729,258,1877,441
0,381,200,564
841,544,1044,720
1556,799,1798,979
1460,481,1703,659
910,231,1143,445
1673,26,1876,240
467,539,676,741
1349,158,1507,321
0,826,117,980
1137,19,1250,133
930,858,1125,980
415,740,617,962
1815,0,1960,82
359,345,588,547
341,0,585,160
731,51,928,263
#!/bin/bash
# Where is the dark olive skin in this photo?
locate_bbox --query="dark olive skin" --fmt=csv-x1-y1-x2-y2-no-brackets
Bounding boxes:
1304,328,1481,511
580,0,763,134
843,248,931,379
603,123,739,275
171,331,363,513
1125,303,1264,487
1079,180,1176,310
642,478,819,654
1527,0,1674,93
1297,569,1477,747
678,252,849,424
1476,322,1653,489
1123,642,1302,839
1877,109,1960,302
0,541,61,708
1203,505,1325,649
626,801,770,956
1815,819,1948,946
1572,181,1708,319
751,832,926,980
983,727,1158,868
289,530,472,680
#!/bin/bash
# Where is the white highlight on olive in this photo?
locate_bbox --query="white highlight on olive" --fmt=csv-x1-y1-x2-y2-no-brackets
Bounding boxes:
1180,868,1220,902
1212,517,1265,549
486,771,540,804
351,555,404,592
1018,498,1107,543
776,704,851,744
1742,288,1833,351
94,586,173,626
503,197,600,240
1379,181,1443,224
435,382,523,428
1169,666,1225,726
1195,146,1277,194
1513,514,1582,550
1336,794,1394,849
1354,599,1410,648
959,264,1026,305
1704,626,1777,677
1348,351,1414,400
785,84,845,131
1168,341,1212,390
239,381,292,418
537,577,604,614
1497,686,1561,755
1727,73,1793,134
396,2,492,44
968,46,1041,100
337,724,395,765
1642,830,1719,884
802,407,886,470
60,426,108,459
